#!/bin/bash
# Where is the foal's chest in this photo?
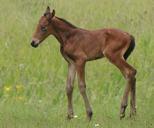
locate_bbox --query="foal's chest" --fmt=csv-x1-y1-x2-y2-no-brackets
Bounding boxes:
60,45,75,63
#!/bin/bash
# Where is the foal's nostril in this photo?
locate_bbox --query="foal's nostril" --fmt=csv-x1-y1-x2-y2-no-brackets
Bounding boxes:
31,41,38,48
31,41,34,45
31,41,35,46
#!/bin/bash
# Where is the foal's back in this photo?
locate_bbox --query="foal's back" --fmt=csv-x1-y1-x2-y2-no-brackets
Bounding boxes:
64,28,132,61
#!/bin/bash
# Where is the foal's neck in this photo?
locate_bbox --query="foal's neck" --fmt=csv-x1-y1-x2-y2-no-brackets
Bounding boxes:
51,17,77,45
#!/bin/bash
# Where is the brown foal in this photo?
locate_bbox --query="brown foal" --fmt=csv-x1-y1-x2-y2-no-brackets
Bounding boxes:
31,7,137,120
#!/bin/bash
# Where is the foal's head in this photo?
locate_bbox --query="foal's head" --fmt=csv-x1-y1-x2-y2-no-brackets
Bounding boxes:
31,6,55,48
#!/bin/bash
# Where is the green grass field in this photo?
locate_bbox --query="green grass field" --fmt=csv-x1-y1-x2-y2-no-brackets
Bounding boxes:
0,0,154,127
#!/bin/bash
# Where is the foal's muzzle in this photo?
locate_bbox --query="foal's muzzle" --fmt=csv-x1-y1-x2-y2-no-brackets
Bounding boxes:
31,41,39,48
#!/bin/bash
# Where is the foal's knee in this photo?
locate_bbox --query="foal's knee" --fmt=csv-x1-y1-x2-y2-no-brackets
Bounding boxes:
66,85,73,95
79,83,86,95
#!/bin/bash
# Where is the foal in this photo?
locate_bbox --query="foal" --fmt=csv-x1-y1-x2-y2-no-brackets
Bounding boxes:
31,7,137,120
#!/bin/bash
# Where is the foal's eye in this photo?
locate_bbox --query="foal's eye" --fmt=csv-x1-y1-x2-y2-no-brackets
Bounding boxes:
41,26,47,32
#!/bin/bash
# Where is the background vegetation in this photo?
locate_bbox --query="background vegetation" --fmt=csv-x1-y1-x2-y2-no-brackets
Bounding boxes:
0,0,153,127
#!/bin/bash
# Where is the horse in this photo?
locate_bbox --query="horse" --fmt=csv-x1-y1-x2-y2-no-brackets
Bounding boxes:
31,6,137,120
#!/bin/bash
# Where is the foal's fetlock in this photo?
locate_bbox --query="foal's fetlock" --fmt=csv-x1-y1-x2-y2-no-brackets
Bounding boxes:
87,110,93,121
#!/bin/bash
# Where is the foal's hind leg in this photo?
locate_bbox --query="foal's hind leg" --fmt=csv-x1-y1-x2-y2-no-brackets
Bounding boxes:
120,65,136,119
66,63,76,119
130,74,136,117
116,59,136,119
104,53,136,119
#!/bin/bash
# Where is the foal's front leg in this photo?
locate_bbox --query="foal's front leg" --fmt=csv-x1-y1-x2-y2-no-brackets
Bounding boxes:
76,60,93,120
66,63,76,119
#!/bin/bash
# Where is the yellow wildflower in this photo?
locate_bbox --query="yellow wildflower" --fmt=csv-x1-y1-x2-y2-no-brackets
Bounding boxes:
4,86,12,92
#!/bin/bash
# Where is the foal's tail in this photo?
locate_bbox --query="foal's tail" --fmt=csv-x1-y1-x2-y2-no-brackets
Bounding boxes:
124,35,135,60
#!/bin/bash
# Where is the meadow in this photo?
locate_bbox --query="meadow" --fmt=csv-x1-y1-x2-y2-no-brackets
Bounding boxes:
0,0,153,127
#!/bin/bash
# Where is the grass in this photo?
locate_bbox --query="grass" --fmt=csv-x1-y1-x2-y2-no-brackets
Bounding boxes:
0,0,154,127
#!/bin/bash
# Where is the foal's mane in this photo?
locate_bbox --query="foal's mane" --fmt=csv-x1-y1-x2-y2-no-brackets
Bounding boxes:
56,17,77,28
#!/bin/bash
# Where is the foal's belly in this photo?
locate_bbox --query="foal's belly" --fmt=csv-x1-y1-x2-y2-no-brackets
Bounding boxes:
87,55,104,61
86,51,104,61
83,42,104,61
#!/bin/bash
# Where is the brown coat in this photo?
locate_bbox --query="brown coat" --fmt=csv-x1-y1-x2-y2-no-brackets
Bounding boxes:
31,7,137,120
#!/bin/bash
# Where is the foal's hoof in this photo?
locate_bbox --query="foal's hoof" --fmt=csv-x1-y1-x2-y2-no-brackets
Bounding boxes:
130,110,136,118
120,105,127,120
87,111,93,121
120,113,125,120
67,114,74,120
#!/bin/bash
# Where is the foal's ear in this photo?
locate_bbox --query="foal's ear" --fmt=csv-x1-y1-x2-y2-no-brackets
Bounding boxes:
45,6,50,13
51,9,55,17
45,6,55,17
44,6,55,20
